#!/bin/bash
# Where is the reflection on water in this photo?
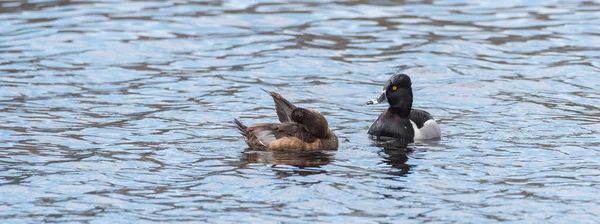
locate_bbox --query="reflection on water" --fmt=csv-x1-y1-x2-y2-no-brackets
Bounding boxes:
1,0,599,223
242,150,333,168
380,147,412,176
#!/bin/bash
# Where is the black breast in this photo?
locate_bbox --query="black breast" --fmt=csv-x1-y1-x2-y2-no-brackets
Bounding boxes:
367,111,415,141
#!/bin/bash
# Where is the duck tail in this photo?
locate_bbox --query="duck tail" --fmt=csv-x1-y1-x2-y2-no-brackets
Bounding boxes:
233,118,248,137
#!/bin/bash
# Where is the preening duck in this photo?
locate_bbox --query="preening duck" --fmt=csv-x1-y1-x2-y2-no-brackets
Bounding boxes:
234,90,338,151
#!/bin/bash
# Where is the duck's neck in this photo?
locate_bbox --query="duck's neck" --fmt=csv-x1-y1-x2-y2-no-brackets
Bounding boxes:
388,106,411,118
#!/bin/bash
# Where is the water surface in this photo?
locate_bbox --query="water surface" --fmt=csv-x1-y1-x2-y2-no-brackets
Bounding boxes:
1,0,599,223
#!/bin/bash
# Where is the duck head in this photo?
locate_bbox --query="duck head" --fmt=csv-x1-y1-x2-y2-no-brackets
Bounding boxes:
367,73,413,110
291,108,329,138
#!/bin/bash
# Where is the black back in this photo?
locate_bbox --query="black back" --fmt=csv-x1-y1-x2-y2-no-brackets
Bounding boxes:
408,109,434,129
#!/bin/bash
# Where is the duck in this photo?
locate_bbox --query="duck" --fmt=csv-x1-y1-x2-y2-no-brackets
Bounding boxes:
234,90,338,151
366,73,441,142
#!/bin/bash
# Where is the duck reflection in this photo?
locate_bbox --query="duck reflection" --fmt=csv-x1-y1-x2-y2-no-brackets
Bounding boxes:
373,140,414,176
242,150,333,177
380,147,412,175
242,150,333,167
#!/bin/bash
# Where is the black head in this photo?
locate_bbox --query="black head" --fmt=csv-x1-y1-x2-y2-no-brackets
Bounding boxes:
291,108,329,138
366,73,413,111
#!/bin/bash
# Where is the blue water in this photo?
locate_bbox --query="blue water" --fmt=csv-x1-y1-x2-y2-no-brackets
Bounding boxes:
1,0,599,223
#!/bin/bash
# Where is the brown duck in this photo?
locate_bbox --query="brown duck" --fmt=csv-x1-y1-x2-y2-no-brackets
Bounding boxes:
233,90,338,151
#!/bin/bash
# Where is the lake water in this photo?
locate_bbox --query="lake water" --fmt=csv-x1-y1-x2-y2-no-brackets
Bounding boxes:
1,0,599,223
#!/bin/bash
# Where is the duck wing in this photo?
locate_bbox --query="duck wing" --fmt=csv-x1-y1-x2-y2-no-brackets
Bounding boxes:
247,123,280,146
262,89,297,123
236,121,314,148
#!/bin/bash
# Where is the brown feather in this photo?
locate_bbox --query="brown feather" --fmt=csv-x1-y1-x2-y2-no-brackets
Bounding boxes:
262,89,297,123
233,118,248,137
233,91,338,151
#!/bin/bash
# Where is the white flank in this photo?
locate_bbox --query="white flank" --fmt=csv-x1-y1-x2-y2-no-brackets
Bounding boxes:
410,119,441,140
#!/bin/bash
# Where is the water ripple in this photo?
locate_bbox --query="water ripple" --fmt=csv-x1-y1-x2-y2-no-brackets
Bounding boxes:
0,0,599,223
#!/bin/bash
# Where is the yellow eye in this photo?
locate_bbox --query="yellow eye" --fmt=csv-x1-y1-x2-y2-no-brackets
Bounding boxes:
392,86,397,91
